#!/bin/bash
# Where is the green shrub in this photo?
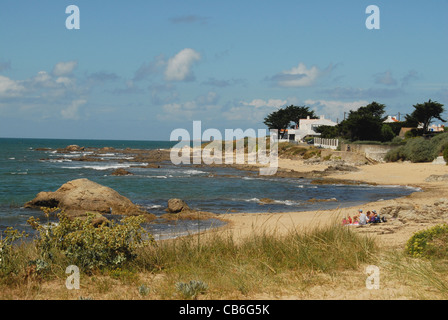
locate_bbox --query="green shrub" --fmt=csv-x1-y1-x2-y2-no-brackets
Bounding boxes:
385,134,448,163
390,136,406,146
444,147,448,164
28,210,154,270
381,124,396,142
404,137,435,162
384,146,406,162
0,227,27,275
430,132,448,157
406,224,448,259
176,280,208,299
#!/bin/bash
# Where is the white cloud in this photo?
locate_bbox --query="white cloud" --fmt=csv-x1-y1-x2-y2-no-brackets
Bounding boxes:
55,76,76,87
164,48,201,81
241,98,288,109
61,99,87,120
373,70,397,86
0,75,25,97
158,92,220,121
304,99,369,121
52,61,78,77
269,63,322,87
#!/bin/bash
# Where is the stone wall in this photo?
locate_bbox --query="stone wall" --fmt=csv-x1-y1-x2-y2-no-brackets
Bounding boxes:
340,143,399,162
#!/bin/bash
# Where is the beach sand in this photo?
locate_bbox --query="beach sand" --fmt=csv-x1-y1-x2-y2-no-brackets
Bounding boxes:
216,159,448,249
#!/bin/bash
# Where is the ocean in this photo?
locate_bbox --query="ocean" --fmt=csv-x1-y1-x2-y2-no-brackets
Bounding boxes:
0,137,419,240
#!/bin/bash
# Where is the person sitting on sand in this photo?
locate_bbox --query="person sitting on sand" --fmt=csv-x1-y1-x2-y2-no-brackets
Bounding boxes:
358,209,367,225
352,215,359,225
366,211,372,223
348,216,352,224
372,210,381,223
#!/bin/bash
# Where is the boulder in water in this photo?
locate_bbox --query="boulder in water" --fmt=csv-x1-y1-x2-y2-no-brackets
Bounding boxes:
111,168,134,176
167,198,190,213
25,178,147,217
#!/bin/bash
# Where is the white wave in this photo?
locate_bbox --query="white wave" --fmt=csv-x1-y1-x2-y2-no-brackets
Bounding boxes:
297,185,317,189
148,205,163,209
182,169,206,175
238,197,302,206
48,159,72,163
273,199,301,206
62,163,132,171
8,157,15,160
11,171,27,175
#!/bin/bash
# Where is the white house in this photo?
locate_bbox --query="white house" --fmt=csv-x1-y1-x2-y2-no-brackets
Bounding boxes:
280,115,338,143
383,116,399,123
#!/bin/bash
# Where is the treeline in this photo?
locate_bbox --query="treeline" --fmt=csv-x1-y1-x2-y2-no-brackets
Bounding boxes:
315,100,446,142
263,99,447,163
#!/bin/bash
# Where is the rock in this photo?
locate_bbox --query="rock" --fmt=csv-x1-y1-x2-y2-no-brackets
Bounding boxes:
397,209,419,221
425,174,448,182
167,198,190,213
61,145,85,152
139,163,161,168
160,210,216,221
380,204,415,219
432,156,447,165
259,198,275,204
25,178,146,216
324,165,360,173
434,198,448,207
111,168,134,176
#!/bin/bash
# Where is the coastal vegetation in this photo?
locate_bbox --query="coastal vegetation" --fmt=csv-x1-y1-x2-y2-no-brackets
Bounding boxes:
406,224,448,259
384,132,448,163
1,208,448,299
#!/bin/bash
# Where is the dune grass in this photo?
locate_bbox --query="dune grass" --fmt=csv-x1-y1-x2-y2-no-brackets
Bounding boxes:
1,218,448,299
131,222,378,298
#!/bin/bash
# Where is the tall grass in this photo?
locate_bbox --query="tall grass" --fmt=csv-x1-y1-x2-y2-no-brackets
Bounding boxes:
382,250,448,299
134,223,377,296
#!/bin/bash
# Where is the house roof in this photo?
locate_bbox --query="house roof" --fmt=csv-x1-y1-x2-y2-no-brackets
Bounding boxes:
384,116,399,123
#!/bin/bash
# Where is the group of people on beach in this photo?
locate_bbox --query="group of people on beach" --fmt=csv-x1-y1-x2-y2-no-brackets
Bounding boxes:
342,209,387,226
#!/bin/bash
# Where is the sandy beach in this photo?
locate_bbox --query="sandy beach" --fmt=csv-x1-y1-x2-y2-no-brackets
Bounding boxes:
217,159,448,249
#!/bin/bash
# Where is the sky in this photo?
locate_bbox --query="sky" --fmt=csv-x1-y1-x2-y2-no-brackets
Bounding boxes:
0,0,447,141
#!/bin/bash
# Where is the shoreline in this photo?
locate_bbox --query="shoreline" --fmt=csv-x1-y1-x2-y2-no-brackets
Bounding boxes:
210,159,448,249
23,143,448,249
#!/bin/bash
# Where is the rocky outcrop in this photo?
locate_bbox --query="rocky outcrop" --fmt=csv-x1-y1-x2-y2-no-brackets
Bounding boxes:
259,198,275,204
161,199,216,220
57,145,85,153
380,199,448,222
111,168,134,176
25,178,147,217
167,198,190,213
425,174,448,182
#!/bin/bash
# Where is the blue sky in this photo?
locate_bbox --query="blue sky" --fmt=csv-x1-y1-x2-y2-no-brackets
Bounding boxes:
0,0,447,140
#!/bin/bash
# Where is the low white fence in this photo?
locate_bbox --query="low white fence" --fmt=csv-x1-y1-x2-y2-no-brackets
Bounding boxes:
314,137,339,150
